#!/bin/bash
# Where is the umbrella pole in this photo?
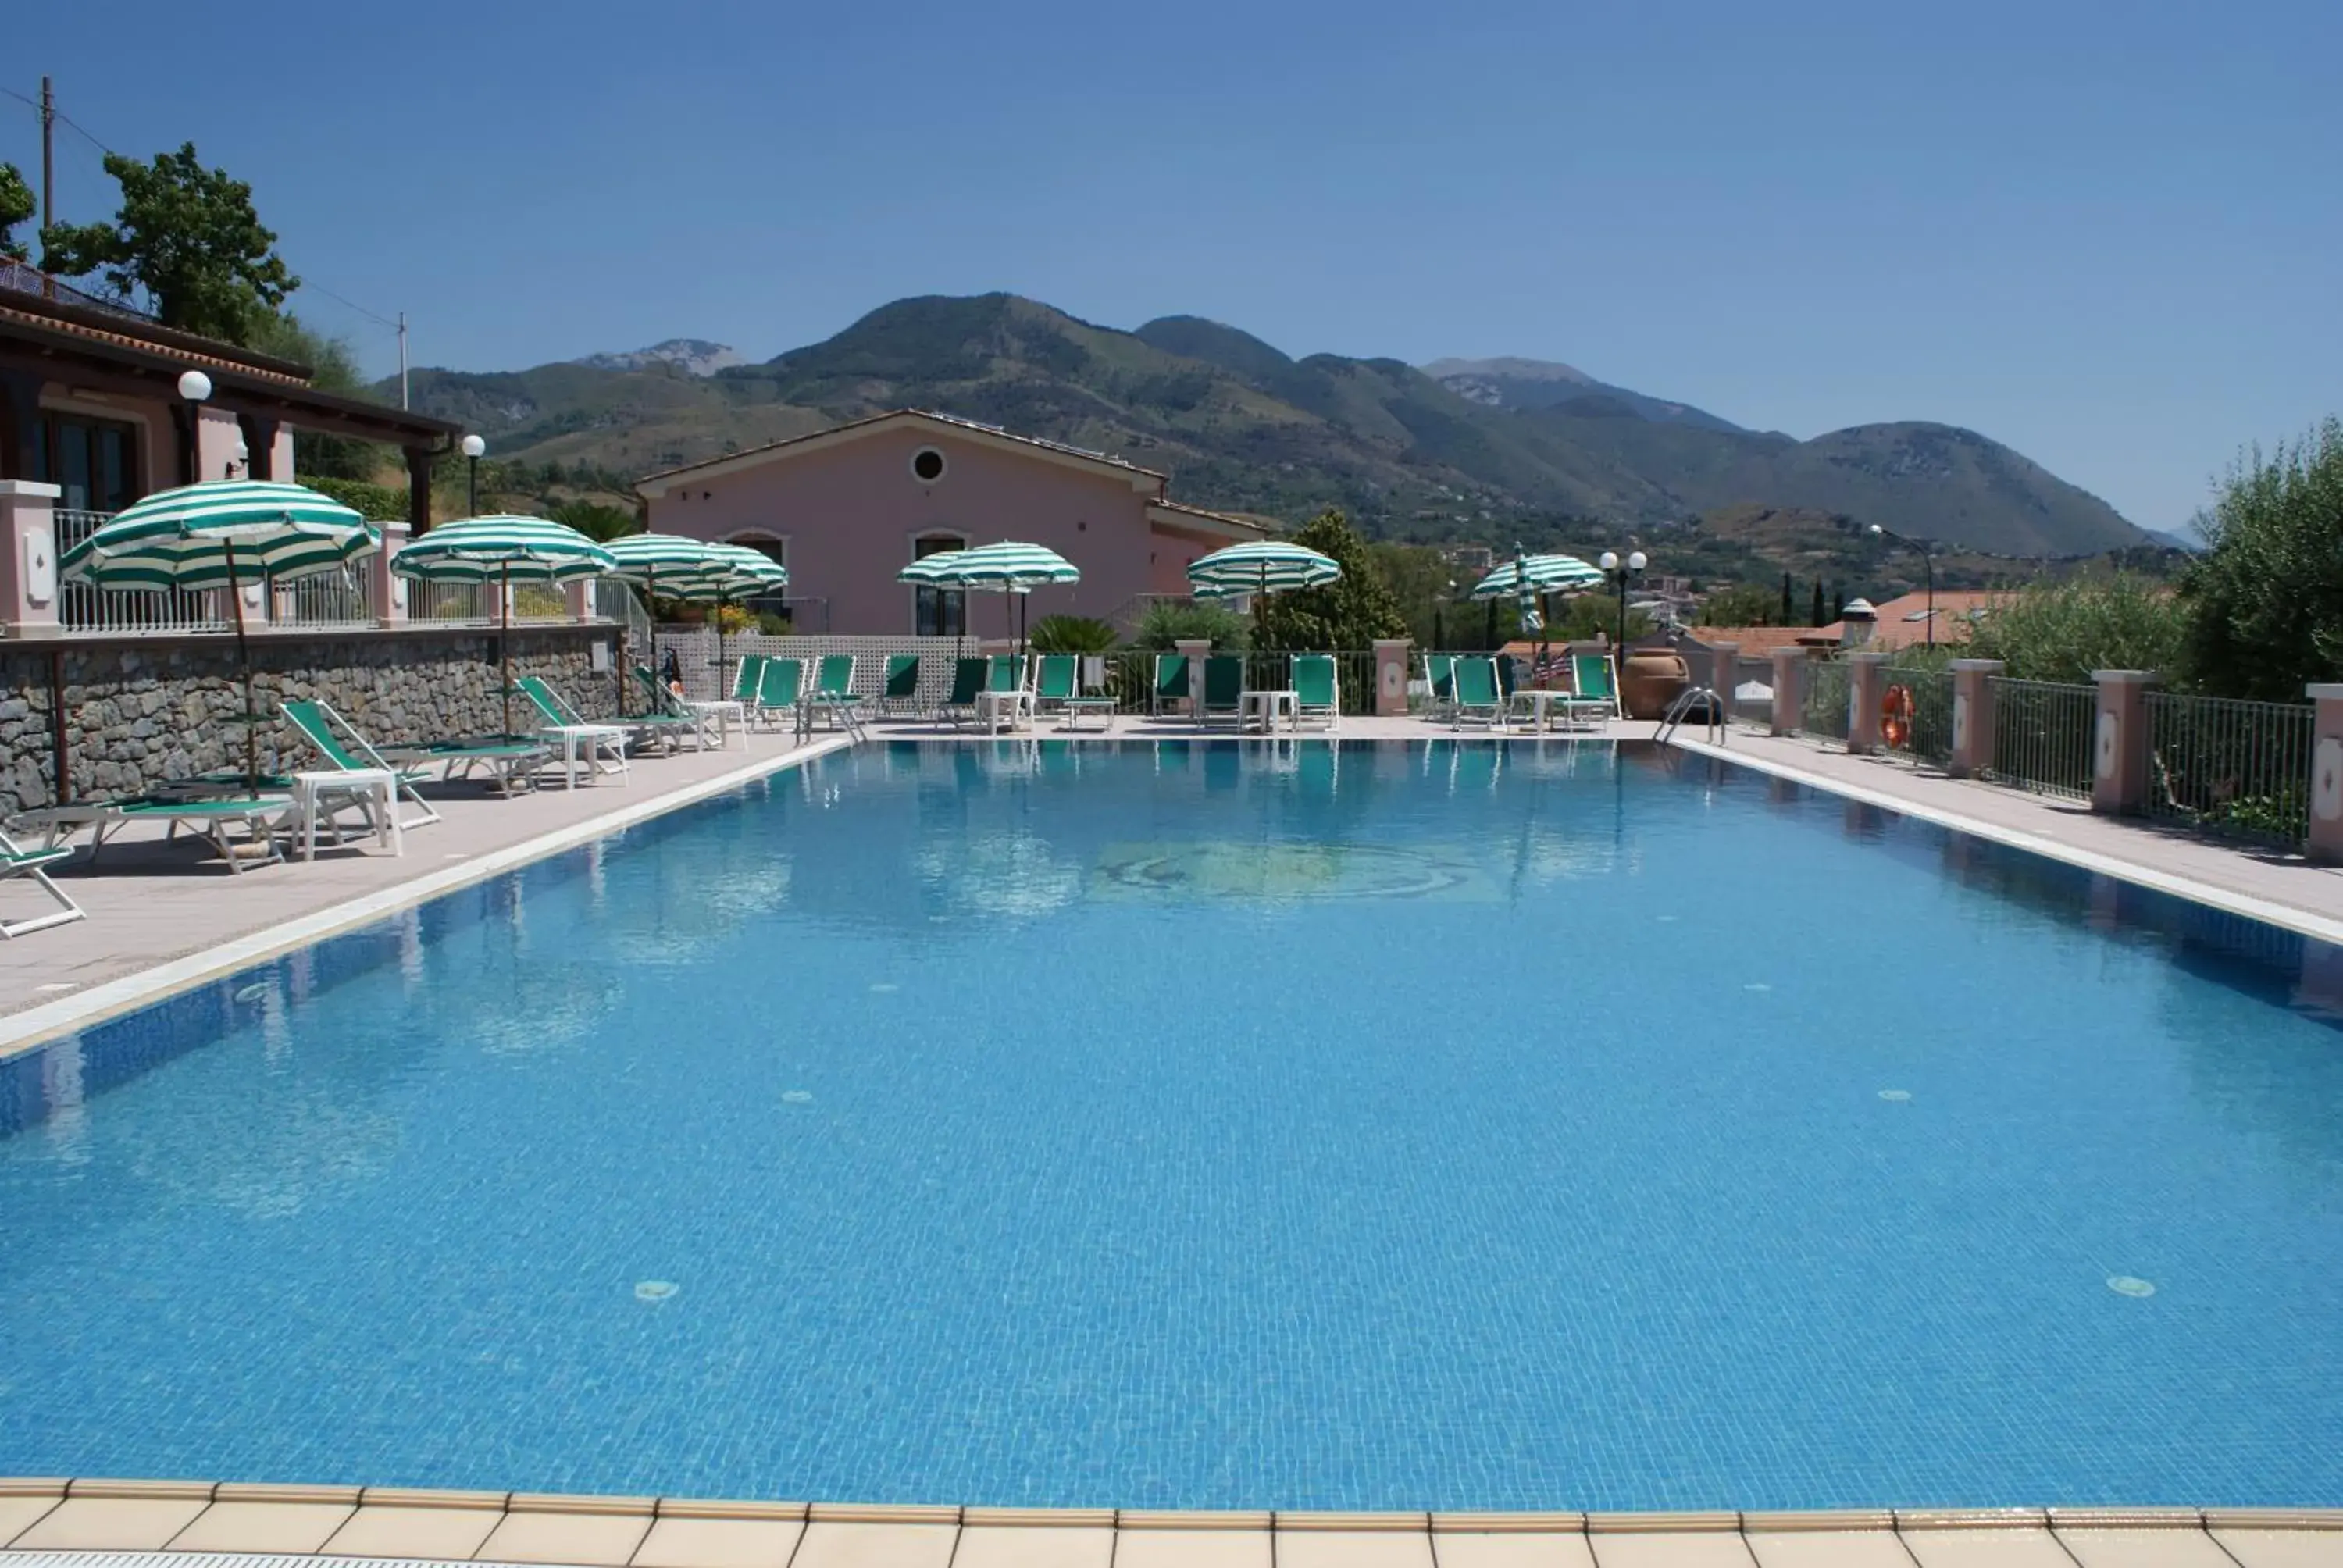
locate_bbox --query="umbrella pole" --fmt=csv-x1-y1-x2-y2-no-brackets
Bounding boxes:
226,541,259,793
646,568,657,715
501,561,513,737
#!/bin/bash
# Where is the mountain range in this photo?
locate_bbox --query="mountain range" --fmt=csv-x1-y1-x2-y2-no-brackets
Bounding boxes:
386,294,2146,558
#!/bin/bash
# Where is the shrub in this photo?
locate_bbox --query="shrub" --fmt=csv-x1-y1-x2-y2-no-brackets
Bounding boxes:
1965,572,2191,686
2182,417,2343,701
1132,599,1250,651
305,475,408,520
1027,615,1118,654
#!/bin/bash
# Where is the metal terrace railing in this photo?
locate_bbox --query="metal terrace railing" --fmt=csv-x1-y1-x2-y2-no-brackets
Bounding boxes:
1988,678,2096,800
2145,690,2313,848
270,560,376,630
0,259,162,324
55,508,234,634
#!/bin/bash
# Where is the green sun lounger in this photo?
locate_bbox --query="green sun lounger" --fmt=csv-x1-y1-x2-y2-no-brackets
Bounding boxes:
881,654,922,714
280,699,449,830
940,657,988,727
1202,655,1245,725
1151,653,1190,718
1292,654,1340,731
753,657,806,732
1567,653,1622,725
12,793,294,872
0,828,84,938
1450,656,1504,729
514,675,632,782
731,654,767,706
1423,654,1457,721
630,665,719,751
806,654,866,736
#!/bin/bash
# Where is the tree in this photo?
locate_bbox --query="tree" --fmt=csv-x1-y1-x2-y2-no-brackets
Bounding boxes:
41,143,296,342
1254,510,1408,651
1132,599,1250,651
244,312,382,479
1810,579,1826,625
544,498,640,541
1699,582,1777,626
1968,572,2190,686
1028,615,1118,654
1778,572,1793,625
0,164,33,262
2181,417,2343,700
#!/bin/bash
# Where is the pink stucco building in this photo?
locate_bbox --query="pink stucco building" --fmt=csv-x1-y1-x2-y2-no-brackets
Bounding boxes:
633,410,1263,636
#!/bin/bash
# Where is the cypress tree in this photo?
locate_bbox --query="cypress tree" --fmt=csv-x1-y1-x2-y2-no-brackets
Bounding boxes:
1779,572,1792,625
1809,579,1825,625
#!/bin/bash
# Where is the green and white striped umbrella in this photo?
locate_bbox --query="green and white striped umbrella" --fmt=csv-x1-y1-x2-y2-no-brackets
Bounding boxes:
391,515,616,734
59,479,376,590
599,532,733,589
896,541,1078,652
1467,552,1604,598
1187,540,1341,597
700,542,790,597
59,480,380,793
389,514,617,583
896,540,1079,589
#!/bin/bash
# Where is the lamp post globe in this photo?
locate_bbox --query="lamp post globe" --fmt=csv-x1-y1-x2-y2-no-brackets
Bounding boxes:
177,369,212,404
228,435,248,480
1599,551,1619,572
460,433,487,516
1628,551,1647,572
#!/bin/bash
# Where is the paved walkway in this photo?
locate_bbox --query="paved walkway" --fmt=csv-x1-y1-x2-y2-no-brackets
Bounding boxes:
0,729,846,1042
0,1481,2334,1568
1671,725,2343,939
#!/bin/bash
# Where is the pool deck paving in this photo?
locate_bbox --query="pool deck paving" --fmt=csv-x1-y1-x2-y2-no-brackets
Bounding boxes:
0,1484,2337,1568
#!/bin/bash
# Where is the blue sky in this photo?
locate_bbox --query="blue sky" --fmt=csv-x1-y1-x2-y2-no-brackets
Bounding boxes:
9,0,2338,533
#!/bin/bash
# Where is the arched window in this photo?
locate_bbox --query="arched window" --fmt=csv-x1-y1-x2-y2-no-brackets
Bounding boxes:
911,531,965,637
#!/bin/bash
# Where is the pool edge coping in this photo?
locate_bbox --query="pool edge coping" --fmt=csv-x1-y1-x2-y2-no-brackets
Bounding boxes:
2,1479,2340,1549
0,736,855,1065
1667,733,2343,948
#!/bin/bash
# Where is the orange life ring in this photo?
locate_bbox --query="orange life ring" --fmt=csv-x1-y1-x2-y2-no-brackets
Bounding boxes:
1881,683,1915,749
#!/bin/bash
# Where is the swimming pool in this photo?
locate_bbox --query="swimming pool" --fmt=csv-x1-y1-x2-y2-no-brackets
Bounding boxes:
2,739,2338,1511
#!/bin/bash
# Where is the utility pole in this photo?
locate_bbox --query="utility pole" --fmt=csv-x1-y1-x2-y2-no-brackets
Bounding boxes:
397,312,409,409
38,76,55,297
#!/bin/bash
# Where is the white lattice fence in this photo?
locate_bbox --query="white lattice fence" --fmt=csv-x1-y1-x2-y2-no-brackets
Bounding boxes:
645,628,973,709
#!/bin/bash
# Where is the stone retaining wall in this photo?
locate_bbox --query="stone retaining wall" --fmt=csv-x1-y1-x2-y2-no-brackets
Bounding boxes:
0,625,619,816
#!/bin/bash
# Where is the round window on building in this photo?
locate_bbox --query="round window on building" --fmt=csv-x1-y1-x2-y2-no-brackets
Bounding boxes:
910,447,947,483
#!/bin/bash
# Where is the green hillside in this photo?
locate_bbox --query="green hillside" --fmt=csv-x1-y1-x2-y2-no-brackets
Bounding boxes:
386,292,2145,559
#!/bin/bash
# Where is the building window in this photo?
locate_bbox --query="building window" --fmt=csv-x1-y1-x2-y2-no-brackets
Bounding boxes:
912,532,965,637
728,534,790,619
37,411,141,513
910,447,947,484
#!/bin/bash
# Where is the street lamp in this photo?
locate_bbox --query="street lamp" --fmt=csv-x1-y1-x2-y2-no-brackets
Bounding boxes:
177,370,212,486
461,433,487,517
1867,523,1935,646
227,435,248,479
1598,548,1648,657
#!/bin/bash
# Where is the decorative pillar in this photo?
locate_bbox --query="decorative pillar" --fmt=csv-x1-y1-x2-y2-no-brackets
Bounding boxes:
2304,683,2343,862
1949,658,2002,778
0,479,63,637
1705,641,1739,704
2091,670,2157,814
371,518,410,625
1847,651,1889,754
565,579,594,622
1371,637,1411,717
405,445,435,536
237,413,280,480
1176,637,1210,718
1768,648,1804,736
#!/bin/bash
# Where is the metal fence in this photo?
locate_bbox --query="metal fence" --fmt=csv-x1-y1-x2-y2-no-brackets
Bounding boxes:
2145,690,2313,847
1989,678,2095,799
406,582,497,625
1880,663,1956,768
55,508,232,634
1801,658,1851,742
270,559,377,630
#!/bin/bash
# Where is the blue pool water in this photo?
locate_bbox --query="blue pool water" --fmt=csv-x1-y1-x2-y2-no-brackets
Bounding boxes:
2,739,2338,1510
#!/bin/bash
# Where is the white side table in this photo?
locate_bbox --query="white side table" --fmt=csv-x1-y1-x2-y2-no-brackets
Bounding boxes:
687,699,745,749
976,690,1033,735
1239,690,1298,733
291,769,403,861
